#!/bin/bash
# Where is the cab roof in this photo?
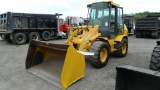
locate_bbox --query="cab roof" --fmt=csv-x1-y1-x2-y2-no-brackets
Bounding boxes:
87,0,120,7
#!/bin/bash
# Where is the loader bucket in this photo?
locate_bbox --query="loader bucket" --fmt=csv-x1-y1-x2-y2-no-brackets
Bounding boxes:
116,65,160,90
25,40,85,89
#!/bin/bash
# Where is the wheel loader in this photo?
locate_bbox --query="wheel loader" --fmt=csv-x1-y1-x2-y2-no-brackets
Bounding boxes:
25,0,128,89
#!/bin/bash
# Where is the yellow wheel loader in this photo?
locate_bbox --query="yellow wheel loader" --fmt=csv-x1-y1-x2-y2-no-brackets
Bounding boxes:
25,0,128,89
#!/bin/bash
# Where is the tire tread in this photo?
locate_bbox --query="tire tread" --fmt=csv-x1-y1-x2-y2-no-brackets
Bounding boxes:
150,45,160,70
88,41,110,68
114,38,128,57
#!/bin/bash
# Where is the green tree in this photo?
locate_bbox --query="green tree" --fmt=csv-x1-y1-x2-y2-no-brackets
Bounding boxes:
124,11,160,19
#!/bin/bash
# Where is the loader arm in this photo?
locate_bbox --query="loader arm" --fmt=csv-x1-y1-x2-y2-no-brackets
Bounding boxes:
66,25,101,51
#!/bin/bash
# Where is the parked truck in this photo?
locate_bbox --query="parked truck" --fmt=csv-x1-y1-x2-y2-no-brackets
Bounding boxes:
0,12,68,45
135,14,160,38
124,15,134,33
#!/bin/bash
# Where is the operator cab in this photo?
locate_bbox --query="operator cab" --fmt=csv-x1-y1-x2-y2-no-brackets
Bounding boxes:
87,1,123,38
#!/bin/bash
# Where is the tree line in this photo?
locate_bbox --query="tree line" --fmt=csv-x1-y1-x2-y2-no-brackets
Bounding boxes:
124,11,160,19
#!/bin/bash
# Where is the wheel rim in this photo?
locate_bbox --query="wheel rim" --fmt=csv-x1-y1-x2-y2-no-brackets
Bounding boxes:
100,48,107,62
17,36,23,42
45,33,49,38
32,35,38,40
122,43,127,54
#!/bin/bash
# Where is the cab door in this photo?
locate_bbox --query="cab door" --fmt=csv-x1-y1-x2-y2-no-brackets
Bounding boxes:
116,7,123,35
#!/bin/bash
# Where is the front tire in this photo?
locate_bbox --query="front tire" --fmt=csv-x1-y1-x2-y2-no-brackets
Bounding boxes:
88,41,110,68
149,45,160,70
114,38,128,57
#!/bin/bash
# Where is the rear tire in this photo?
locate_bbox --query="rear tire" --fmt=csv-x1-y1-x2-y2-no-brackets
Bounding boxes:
114,38,128,57
136,35,141,38
29,32,40,41
88,41,110,68
42,31,51,41
155,32,160,39
13,33,27,45
149,45,160,70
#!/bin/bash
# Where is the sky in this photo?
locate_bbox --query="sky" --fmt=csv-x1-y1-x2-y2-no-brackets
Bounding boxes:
0,0,160,19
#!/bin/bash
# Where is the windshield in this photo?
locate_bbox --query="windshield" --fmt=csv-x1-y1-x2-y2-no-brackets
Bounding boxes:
88,2,109,26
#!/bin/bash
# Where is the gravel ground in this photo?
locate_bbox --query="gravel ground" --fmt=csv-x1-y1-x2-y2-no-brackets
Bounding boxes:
0,34,158,90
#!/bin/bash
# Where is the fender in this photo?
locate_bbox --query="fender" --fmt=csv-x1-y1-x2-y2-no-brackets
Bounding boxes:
115,24,128,42
114,35,128,42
